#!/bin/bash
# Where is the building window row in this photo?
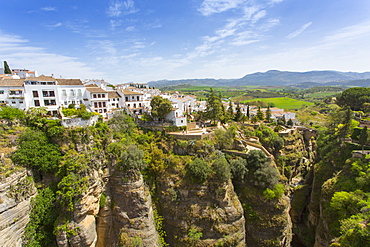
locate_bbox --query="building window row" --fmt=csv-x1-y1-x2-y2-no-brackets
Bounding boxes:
125,96,141,101
97,109,107,113
9,90,23,95
25,81,56,85
93,93,106,99
44,100,56,106
43,90,55,97
127,103,142,108
94,102,106,108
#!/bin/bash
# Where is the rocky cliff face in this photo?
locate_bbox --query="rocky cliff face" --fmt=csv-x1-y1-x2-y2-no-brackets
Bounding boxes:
97,169,159,247
55,128,159,247
0,170,36,247
157,174,246,246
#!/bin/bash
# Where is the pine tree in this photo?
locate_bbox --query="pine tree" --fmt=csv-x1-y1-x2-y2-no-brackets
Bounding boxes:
359,126,368,152
256,107,264,121
3,61,11,74
287,118,293,126
205,88,223,124
246,105,250,119
265,105,272,122
227,101,234,121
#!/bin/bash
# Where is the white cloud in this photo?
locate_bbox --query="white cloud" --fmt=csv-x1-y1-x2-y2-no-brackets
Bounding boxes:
251,10,266,23
286,22,312,39
109,20,123,30
198,0,246,16
107,0,138,17
321,20,370,44
41,6,57,11
231,31,260,46
0,31,102,79
45,22,63,29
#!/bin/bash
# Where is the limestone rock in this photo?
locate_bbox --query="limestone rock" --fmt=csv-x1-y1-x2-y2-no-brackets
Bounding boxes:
97,172,160,247
0,170,36,247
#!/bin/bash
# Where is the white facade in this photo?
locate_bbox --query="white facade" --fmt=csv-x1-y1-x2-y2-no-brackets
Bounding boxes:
12,69,38,78
84,87,109,117
0,79,26,109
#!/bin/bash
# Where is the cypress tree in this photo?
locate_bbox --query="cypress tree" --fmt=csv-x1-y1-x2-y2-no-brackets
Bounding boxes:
235,103,243,122
3,61,11,74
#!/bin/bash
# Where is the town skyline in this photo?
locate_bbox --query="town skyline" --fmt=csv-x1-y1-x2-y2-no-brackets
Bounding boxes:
1,0,370,83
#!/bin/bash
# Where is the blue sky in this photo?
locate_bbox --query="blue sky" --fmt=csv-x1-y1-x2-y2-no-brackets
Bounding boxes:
1,0,370,84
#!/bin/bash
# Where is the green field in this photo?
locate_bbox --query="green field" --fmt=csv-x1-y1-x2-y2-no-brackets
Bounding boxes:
304,91,341,100
241,97,314,110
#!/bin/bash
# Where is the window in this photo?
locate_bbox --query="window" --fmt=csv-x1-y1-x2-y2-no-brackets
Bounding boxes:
43,90,55,97
70,89,75,97
33,91,39,97
12,101,16,104
93,94,97,98
20,101,23,104
9,90,22,95
94,102,98,108
44,100,56,106
137,96,140,101
77,89,82,97
125,97,129,101
0,90,4,94
34,100,40,106
62,89,67,96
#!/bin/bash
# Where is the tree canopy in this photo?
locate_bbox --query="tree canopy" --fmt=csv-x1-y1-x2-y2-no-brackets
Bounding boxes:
3,61,11,74
11,130,62,173
150,96,173,120
336,87,370,111
205,88,223,124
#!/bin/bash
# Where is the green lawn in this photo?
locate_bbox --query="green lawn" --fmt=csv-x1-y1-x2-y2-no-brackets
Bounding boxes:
241,97,314,110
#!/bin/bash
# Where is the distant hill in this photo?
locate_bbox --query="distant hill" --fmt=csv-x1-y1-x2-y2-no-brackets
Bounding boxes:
148,70,370,87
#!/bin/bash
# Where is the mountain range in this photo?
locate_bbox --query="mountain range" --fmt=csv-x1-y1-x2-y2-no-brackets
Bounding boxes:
148,70,370,88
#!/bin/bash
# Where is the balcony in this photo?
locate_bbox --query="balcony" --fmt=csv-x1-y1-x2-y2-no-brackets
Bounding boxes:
8,90,24,99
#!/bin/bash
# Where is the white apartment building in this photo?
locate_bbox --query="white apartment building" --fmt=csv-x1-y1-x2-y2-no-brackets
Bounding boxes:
84,86,109,116
23,76,85,116
119,89,146,115
0,79,26,109
11,69,38,78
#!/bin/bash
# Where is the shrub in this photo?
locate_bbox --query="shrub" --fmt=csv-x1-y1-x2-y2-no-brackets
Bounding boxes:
212,156,231,182
263,184,284,200
11,130,62,173
186,158,211,184
230,156,248,180
24,187,57,247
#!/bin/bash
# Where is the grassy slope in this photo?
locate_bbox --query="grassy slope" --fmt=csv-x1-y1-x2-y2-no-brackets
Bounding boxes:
240,97,314,110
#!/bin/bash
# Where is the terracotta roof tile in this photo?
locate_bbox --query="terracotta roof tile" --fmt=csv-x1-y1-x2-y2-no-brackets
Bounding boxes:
57,79,83,85
108,91,121,98
86,87,107,93
25,75,56,81
119,89,143,95
0,79,25,86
